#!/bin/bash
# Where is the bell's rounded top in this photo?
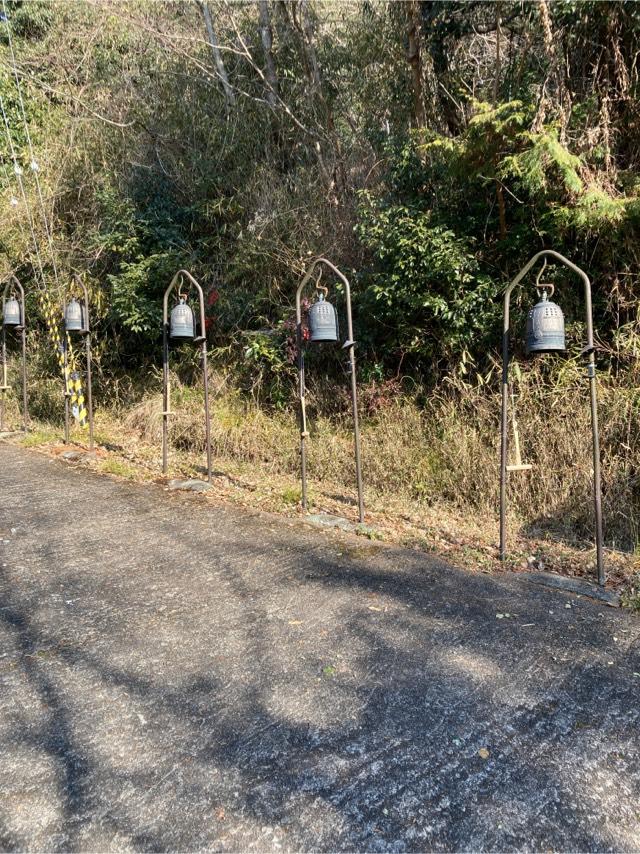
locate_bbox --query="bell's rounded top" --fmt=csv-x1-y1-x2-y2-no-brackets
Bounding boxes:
3,295,21,326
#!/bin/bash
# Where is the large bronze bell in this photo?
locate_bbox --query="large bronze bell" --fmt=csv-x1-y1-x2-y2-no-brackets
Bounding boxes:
308,293,339,343
3,296,21,327
65,298,84,333
526,287,565,354
170,297,195,340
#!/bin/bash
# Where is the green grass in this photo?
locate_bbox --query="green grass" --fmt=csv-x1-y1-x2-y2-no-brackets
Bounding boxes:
20,428,57,447
99,459,138,480
281,485,302,505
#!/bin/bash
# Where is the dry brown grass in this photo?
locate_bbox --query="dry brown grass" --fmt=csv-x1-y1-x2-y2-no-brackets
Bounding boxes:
121,362,639,553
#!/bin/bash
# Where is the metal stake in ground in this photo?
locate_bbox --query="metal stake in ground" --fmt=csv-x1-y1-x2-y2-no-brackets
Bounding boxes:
162,270,212,483
1,275,28,433
295,257,364,524
499,249,604,587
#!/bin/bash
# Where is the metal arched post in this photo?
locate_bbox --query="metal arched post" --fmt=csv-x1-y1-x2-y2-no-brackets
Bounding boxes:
500,249,604,586
162,270,212,482
1,275,28,433
295,257,365,523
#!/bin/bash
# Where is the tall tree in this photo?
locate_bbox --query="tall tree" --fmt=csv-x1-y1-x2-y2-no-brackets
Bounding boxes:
258,0,279,108
406,0,426,129
198,1,235,107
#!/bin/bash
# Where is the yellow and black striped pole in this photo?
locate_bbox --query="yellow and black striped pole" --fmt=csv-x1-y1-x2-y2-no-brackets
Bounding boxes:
37,287,88,435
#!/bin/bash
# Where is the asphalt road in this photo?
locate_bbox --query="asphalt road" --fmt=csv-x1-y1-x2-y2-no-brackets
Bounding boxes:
1,443,639,852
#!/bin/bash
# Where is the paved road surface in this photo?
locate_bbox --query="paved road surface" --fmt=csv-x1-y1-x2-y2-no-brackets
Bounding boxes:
1,443,639,852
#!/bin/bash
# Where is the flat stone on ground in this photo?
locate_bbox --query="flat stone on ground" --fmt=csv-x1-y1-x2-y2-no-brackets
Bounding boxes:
306,512,356,531
523,570,621,607
61,450,82,461
167,477,212,492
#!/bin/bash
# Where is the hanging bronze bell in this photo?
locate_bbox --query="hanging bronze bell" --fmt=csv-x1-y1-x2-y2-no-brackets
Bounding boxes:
308,293,339,343
65,298,84,333
3,296,21,327
526,288,565,354
170,297,195,340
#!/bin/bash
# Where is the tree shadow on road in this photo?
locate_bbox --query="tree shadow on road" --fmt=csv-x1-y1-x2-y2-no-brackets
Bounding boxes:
1,503,639,851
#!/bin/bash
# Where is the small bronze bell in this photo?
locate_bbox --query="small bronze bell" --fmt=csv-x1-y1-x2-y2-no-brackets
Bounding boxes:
526,287,565,354
3,296,21,327
65,298,84,333
170,297,195,340
308,292,339,343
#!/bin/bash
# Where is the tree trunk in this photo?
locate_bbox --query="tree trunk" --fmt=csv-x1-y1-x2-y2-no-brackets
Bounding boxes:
493,1,502,104
197,0,235,107
258,0,279,108
534,0,572,138
406,1,426,129
300,0,321,93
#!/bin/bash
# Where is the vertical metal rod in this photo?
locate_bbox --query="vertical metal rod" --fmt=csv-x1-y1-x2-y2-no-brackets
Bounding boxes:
190,272,212,483
63,346,70,442
20,319,27,432
162,317,169,476
499,317,509,561
201,342,212,483
81,279,94,450
62,302,70,444
348,343,364,523
85,332,93,450
342,277,365,524
0,322,6,432
580,269,605,587
298,330,308,511
295,280,309,512
588,354,605,585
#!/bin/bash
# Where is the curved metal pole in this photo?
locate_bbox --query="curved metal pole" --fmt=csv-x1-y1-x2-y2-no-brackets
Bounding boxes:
72,274,94,451
295,257,365,523
500,250,604,586
1,276,28,433
162,270,212,482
